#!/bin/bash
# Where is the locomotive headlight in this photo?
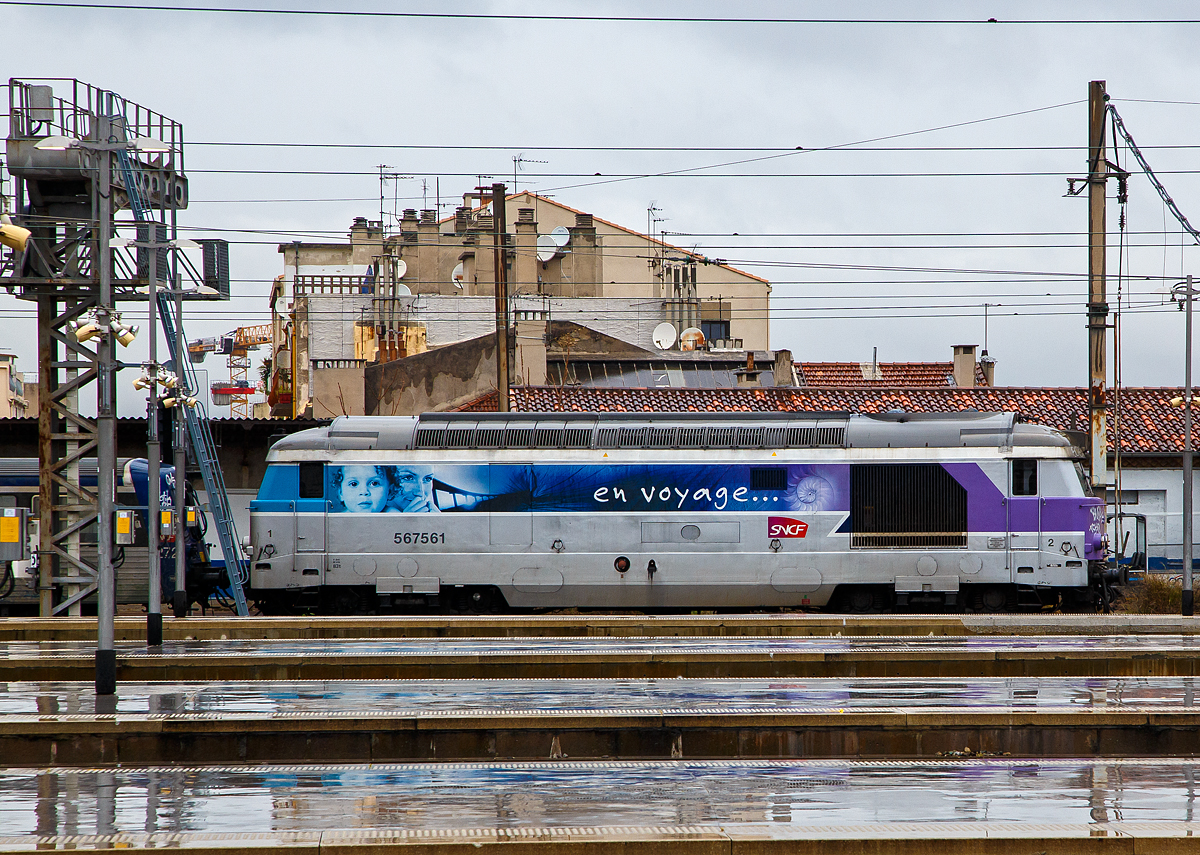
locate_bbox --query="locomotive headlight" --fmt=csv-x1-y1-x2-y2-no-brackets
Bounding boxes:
614,556,630,573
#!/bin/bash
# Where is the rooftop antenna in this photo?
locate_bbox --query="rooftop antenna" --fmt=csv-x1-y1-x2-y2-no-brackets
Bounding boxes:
377,165,412,237
421,179,429,210
513,153,547,192
983,303,998,353
647,202,667,270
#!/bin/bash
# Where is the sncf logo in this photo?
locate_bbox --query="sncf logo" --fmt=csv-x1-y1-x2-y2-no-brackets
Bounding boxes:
768,517,808,538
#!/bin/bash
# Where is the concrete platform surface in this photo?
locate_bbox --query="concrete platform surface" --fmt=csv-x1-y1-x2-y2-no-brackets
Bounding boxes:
6,676,1200,764
2,613,1200,642
2,758,1200,853
6,634,1200,681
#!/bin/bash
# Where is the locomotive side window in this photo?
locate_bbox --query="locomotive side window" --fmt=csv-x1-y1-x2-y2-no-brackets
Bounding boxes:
751,467,787,491
298,462,325,499
850,463,967,549
1012,459,1037,496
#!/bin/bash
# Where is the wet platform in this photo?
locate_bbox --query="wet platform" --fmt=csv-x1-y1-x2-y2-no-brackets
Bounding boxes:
2,613,1200,642
2,758,1199,853
3,675,1200,763
5,634,1200,682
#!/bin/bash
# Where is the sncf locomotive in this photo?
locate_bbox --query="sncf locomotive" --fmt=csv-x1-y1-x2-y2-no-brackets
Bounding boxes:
247,411,1110,614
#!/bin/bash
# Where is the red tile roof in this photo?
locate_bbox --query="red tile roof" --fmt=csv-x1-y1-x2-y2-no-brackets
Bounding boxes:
456,385,1188,455
797,361,990,387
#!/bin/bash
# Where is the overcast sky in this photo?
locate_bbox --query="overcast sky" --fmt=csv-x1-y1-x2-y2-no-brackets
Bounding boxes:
3,0,1200,410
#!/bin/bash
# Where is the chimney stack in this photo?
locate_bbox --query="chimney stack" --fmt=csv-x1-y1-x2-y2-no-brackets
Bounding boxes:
952,344,977,388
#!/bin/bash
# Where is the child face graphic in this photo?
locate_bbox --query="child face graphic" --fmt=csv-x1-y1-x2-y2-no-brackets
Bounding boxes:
339,465,388,513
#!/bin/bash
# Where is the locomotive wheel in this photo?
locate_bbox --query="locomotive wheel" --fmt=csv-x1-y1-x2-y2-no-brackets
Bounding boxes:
975,586,1009,613
325,587,363,616
839,586,880,614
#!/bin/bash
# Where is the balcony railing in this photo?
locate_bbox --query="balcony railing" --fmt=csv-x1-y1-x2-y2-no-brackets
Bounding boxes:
294,275,373,295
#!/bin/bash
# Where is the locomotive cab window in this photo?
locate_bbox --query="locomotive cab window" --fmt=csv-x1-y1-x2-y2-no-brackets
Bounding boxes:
1012,459,1037,496
751,467,787,491
298,462,325,499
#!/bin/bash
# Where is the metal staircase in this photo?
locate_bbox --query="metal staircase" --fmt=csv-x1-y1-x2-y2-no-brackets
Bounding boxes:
157,293,249,616
115,143,250,616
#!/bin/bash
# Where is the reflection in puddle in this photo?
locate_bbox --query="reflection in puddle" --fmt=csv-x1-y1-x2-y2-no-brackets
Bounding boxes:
2,759,1200,836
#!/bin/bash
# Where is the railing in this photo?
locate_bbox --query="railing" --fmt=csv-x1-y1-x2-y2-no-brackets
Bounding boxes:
294,275,372,295
311,358,367,370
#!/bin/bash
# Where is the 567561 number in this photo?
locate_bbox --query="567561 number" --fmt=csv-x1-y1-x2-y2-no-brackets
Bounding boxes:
394,532,445,545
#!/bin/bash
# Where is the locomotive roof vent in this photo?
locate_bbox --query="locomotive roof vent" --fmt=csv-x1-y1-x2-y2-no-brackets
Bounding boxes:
272,411,1063,457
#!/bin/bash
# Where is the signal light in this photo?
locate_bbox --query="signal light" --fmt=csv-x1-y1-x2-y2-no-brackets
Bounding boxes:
109,319,138,347
0,215,30,252
70,320,103,343
614,555,630,573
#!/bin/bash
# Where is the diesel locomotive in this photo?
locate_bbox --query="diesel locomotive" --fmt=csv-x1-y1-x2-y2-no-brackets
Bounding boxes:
247,411,1110,614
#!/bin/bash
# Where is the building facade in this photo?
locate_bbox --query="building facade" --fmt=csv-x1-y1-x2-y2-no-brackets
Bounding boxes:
268,193,772,418
0,354,30,418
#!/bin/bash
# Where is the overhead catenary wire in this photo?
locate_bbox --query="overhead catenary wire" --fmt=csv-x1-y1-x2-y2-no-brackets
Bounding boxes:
6,3,1200,24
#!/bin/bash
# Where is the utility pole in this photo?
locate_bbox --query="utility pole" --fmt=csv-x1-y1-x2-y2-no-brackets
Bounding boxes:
173,283,189,619
146,231,162,646
94,105,116,696
492,182,510,412
1087,80,1110,494
1184,275,1194,616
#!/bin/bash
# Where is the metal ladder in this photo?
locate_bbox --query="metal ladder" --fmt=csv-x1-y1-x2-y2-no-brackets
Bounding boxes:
115,145,251,616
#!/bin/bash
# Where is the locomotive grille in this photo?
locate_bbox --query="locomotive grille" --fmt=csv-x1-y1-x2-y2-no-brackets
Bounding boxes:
444,428,476,448
735,427,765,447
504,426,535,447
850,463,967,549
561,428,593,448
411,417,849,450
815,427,846,446
763,426,785,447
786,427,815,446
709,427,734,447
646,427,677,448
415,427,443,449
475,428,503,448
619,427,648,447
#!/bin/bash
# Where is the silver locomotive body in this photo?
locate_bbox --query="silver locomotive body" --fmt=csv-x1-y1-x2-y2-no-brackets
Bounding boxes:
247,411,1105,613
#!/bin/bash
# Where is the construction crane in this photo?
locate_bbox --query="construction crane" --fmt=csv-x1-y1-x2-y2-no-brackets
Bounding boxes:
187,324,272,418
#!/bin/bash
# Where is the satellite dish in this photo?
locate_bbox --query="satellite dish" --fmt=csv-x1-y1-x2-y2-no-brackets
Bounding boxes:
395,259,408,279
451,262,465,289
536,234,557,262
550,225,570,247
680,327,706,352
395,283,412,296
652,322,677,350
